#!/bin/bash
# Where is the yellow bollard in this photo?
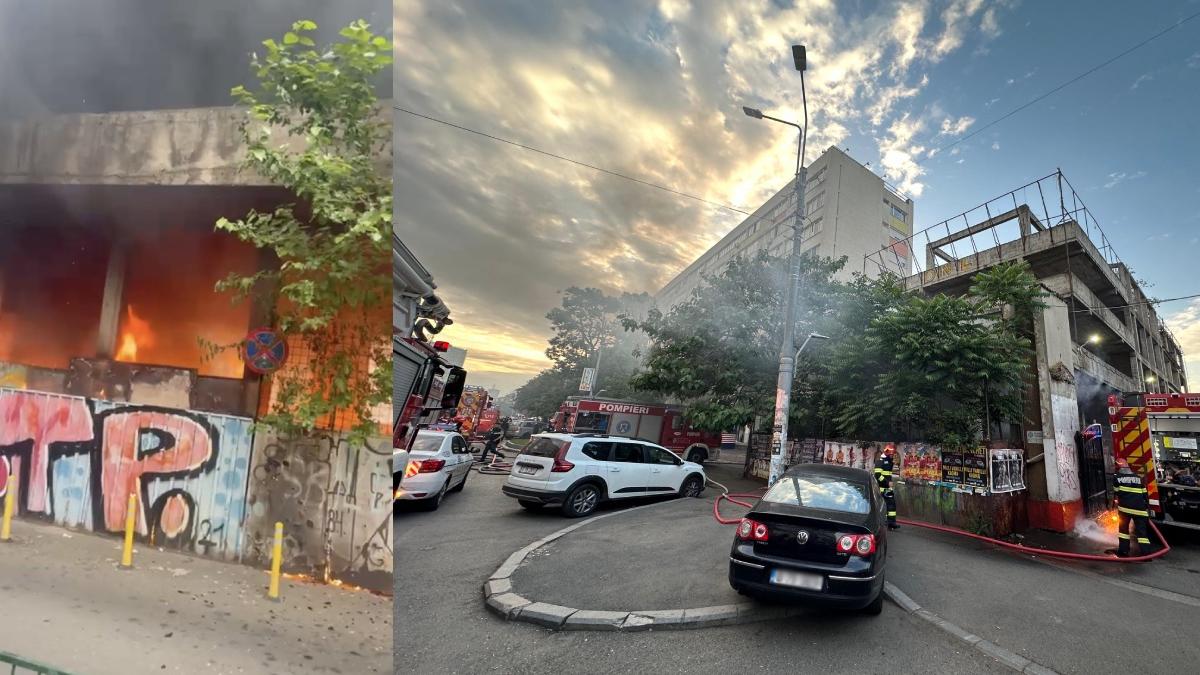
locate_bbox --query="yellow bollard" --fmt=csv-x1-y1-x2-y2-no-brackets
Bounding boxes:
267,521,284,600
1,474,15,542
120,492,137,568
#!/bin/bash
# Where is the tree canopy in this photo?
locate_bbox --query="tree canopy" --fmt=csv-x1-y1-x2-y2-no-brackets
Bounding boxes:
626,251,1044,448
207,20,392,444
513,287,652,418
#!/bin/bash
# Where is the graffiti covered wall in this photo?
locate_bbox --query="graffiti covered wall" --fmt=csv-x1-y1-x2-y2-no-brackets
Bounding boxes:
0,387,393,592
244,431,392,590
0,388,252,559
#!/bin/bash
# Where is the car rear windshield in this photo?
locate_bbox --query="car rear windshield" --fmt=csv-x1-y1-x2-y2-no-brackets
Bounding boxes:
410,435,443,454
522,437,565,457
762,474,871,514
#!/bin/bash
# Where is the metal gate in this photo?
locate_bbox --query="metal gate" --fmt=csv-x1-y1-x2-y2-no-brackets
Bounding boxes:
1077,423,1109,516
0,650,71,674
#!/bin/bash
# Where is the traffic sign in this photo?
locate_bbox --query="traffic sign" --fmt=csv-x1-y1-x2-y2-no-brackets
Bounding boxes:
242,328,289,375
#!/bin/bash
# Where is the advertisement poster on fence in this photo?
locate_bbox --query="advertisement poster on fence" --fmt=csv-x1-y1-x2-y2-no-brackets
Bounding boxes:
989,449,1026,492
941,449,964,483
900,444,942,482
963,446,988,488
823,441,873,470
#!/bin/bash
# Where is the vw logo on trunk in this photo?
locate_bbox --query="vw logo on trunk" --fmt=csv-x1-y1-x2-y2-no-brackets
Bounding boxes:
796,530,809,544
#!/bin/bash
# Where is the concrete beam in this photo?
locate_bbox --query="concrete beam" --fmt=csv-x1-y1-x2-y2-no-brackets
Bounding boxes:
927,206,1022,250
1040,273,1134,347
1073,347,1135,393
0,102,391,187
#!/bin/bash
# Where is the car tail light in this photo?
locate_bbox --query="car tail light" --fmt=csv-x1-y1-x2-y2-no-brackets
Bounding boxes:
405,459,445,478
836,533,876,556
736,518,769,542
550,440,574,472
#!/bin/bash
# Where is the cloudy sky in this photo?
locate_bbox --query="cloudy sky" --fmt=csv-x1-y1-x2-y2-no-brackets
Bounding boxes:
395,0,1200,393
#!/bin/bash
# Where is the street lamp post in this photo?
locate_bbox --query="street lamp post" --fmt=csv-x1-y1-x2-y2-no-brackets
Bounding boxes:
744,45,809,486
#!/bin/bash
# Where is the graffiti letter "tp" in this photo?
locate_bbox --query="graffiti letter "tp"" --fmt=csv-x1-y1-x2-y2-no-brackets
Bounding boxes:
101,411,213,533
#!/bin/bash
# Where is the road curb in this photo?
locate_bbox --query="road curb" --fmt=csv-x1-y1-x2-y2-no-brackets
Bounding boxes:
883,581,1061,675
482,499,808,632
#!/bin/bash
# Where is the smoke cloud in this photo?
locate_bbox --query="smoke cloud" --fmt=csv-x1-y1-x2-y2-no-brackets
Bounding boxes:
0,0,390,119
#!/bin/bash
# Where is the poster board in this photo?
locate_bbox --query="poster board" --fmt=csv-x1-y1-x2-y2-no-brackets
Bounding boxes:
963,447,989,488
940,449,964,483
989,449,1026,493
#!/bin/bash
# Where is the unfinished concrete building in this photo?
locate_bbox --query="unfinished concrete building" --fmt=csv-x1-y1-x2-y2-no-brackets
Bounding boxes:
864,170,1187,533
0,105,391,419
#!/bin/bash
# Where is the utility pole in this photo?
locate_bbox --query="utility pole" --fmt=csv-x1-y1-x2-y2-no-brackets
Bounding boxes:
745,45,809,486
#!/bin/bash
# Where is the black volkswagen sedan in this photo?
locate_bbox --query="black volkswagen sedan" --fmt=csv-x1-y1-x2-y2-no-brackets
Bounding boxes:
728,464,887,614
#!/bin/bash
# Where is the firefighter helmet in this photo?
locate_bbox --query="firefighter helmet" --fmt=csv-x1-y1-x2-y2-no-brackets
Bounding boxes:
1115,456,1130,469
884,444,896,456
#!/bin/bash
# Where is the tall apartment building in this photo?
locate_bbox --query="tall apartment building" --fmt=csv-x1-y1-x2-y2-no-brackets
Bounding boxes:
656,146,914,310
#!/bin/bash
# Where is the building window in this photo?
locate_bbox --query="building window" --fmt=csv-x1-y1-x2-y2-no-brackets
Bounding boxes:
890,204,907,222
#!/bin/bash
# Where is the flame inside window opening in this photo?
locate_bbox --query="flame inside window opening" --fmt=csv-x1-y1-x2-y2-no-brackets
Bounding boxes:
115,305,154,363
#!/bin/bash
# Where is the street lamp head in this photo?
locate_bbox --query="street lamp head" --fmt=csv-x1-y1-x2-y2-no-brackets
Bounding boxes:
792,44,807,72
742,106,764,119
809,333,830,341
1145,376,1157,384
1089,334,1102,344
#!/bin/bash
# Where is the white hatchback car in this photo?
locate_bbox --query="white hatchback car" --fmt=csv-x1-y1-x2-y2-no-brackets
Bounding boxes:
502,433,706,517
394,430,473,510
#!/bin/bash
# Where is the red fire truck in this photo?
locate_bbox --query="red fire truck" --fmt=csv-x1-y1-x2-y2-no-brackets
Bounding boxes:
1108,392,1200,531
549,397,723,464
394,336,466,489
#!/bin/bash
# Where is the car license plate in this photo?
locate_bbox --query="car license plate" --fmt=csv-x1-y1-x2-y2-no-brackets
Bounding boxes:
769,569,824,591
517,464,538,476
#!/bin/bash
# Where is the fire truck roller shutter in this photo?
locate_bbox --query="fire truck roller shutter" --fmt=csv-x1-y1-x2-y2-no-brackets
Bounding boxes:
610,413,640,439
635,414,663,443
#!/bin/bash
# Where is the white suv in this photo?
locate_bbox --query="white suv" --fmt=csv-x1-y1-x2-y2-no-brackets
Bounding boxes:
502,433,706,517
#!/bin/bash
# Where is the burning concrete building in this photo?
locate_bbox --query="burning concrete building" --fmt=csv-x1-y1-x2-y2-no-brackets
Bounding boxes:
863,170,1187,534
0,108,296,414
0,104,394,591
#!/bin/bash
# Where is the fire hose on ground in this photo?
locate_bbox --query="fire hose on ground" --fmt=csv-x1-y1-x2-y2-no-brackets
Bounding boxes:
708,481,1171,563
472,442,516,475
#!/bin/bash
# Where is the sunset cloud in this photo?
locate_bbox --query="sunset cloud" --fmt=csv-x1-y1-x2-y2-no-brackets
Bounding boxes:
395,0,1006,390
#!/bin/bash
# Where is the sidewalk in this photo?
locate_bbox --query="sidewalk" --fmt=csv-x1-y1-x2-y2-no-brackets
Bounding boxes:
0,518,390,674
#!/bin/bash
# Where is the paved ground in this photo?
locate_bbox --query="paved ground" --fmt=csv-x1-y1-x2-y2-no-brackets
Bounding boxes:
0,518,391,674
395,462,1009,674
890,523,1200,675
512,496,744,611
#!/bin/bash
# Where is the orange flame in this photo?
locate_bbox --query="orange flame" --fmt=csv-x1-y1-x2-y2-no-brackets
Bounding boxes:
277,571,371,593
1097,509,1120,534
115,305,155,363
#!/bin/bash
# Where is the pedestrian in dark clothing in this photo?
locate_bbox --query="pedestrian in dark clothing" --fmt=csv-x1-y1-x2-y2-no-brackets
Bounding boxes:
479,424,505,465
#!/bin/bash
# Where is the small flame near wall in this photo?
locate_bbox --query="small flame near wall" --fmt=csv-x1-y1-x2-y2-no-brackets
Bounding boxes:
276,571,372,593
1074,509,1120,544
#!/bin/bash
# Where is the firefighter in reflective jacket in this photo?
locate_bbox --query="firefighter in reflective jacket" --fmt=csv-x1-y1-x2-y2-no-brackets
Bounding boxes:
1113,457,1155,557
874,445,899,530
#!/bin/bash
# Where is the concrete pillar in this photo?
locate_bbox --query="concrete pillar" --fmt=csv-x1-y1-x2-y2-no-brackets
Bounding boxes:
1031,294,1083,532
96,237,128,358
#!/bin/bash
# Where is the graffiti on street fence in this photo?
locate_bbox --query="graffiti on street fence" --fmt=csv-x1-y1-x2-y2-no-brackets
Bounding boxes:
0,388,252,560
0,387,394,590
244,431,392,588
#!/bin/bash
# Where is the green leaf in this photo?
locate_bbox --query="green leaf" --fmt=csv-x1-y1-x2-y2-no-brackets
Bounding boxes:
283,32,299,45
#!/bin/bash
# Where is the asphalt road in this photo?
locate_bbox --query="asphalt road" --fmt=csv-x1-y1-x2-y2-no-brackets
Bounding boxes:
395,463,1009,674
889,523,1200,674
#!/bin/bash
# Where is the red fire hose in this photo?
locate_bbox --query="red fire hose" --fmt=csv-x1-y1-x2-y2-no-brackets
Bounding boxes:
711,489,1171,563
